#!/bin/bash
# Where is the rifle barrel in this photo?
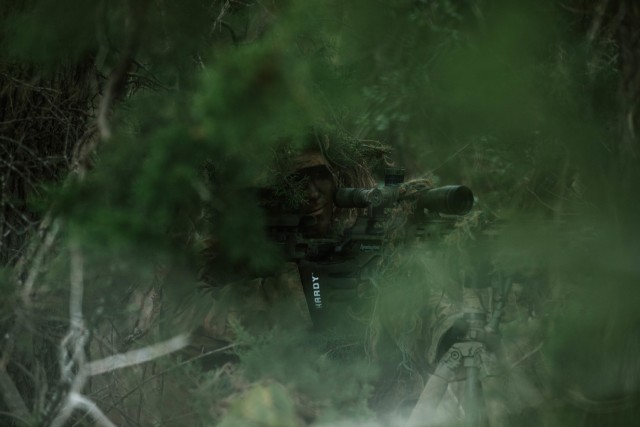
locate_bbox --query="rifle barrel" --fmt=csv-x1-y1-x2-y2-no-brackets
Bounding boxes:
334,185,474,215
334,188,389,208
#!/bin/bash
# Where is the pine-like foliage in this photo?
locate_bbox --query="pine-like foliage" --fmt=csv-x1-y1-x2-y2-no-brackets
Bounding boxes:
1,0,639,426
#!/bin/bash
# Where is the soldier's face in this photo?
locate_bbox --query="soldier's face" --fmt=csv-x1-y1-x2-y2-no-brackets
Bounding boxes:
291,153,336,237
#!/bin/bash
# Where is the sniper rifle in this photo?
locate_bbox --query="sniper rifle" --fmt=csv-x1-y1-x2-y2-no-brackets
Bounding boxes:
261,168,475,327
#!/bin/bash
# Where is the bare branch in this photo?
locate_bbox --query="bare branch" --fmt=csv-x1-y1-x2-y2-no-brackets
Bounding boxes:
50,334,188,427
20,217,60,306
85,334,190,377
69,393,118,427
93,343,237,416
48,241,91,427
48,375,86,427
69,240,85,329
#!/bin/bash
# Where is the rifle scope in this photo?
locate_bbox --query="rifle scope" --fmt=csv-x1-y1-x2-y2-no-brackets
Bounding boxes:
334,185,474,215
417,185,474,215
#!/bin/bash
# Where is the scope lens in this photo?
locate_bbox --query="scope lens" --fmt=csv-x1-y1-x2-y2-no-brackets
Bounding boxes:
449,186,473,214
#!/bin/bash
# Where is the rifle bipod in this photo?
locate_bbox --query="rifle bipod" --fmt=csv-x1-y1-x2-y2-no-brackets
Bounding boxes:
406,285,510,427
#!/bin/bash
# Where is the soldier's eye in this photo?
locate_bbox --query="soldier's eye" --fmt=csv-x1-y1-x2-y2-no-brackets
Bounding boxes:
289,172,305,183
289,166,331,182
309,166,332,181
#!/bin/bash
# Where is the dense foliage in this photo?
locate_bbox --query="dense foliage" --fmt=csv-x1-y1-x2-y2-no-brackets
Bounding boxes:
1,0,639,426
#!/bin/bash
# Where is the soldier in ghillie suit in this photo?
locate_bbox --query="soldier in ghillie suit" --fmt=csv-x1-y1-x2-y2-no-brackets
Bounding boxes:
194,131,392,345
182,133,404,422
189,134,451,421
191,132,549,426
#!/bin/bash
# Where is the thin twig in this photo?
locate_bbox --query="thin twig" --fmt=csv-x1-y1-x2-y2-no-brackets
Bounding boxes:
509,341,544,370
93,343,237,416
430,142,473,173
526,187,560,212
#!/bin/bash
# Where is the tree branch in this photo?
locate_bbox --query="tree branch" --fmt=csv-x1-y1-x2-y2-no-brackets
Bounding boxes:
96,0,150,143
69,393,117,427
19,217,60,307
85,334,190,377
69,240,84,330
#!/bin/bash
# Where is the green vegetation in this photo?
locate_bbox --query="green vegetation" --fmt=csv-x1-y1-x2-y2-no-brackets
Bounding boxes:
1,0,639,426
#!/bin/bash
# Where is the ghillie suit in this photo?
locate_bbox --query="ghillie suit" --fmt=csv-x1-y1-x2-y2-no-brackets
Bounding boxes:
182,132,397,425
83,133,548,426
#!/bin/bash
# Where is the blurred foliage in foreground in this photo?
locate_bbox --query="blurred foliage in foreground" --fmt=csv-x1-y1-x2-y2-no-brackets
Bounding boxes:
1,0,640,426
